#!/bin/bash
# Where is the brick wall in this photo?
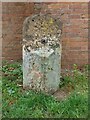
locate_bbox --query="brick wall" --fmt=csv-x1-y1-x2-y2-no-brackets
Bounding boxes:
2,2,34,60
2,2,88,69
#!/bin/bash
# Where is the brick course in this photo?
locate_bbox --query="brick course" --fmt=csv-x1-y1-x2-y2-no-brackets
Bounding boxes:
2,2,88,69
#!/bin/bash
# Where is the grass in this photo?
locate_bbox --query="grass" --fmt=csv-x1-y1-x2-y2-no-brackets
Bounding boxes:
2,62,88,118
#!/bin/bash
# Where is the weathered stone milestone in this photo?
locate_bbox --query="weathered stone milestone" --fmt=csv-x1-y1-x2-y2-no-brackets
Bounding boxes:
23,14,62,93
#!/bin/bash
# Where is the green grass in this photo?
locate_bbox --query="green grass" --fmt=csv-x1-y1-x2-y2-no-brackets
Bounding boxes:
2,62,88,118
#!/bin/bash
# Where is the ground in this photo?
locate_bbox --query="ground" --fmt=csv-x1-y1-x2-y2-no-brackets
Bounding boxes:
1,62,88,118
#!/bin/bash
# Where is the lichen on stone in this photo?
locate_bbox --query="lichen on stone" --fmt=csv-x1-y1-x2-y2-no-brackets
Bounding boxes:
23,14,62,51
23,14,62,93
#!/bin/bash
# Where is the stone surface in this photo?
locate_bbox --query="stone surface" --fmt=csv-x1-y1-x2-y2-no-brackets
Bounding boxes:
23,14,62,93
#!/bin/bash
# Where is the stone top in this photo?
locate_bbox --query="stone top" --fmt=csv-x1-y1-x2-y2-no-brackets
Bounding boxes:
23,14,63,51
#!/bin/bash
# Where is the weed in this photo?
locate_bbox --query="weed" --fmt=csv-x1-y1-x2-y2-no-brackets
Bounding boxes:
2,62,88,118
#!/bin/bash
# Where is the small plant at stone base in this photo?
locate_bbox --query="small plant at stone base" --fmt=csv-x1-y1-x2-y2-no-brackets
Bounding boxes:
59,64,88,92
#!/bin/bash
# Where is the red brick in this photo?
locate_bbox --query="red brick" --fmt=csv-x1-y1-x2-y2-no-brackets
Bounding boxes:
2,2,88,69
